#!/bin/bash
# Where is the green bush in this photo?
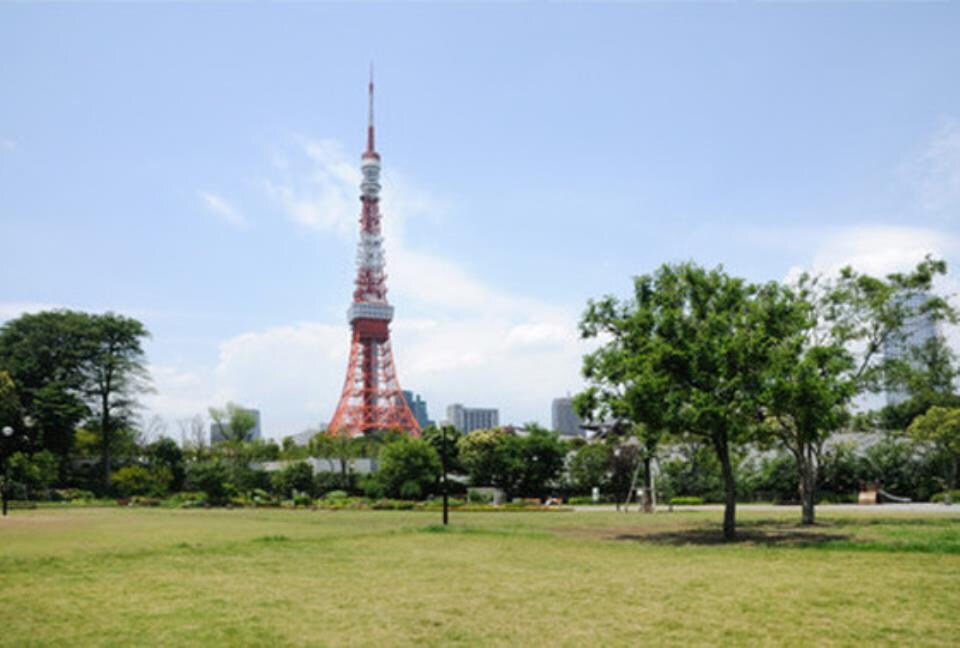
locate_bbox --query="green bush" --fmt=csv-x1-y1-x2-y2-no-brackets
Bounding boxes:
377,437,441,500
52,488,96,502
669,496,705,505
371,499,417,510
129,496,161,507
931,490,960,503
313,471,353,497
467,488,493,504
111,465,172,498
323,490,349,501
249,488,278,507
291,491,313,507
567,495,610,505
164,492,207,508
360,476,386,500
270,461,314,498
185,462,232,504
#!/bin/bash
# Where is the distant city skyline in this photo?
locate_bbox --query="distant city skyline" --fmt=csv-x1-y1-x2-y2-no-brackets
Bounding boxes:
1,4,958,438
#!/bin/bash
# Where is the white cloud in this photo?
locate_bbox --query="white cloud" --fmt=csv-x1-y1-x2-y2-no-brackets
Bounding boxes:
199,191,247,229
142,137,590,436
144,315,587,438
785,225,960,281
904,120,960,213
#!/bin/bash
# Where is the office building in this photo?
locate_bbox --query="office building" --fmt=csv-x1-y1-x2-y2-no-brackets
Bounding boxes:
551,396,584,437
446,403,499,433
403,391,434,430
883,293,939,406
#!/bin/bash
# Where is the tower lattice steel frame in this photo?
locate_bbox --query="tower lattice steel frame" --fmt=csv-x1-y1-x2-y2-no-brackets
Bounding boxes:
327,73,421,437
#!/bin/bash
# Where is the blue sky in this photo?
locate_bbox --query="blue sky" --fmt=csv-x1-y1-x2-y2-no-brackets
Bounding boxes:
1,3,958,438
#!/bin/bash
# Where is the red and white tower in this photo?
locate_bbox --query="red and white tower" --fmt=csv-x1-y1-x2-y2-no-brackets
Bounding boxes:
327,74,421,438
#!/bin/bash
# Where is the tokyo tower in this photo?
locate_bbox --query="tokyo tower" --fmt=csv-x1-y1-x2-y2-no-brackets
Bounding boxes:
327,74,421,438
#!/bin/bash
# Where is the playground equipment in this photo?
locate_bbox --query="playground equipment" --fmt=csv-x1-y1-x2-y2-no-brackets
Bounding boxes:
858,481,912,504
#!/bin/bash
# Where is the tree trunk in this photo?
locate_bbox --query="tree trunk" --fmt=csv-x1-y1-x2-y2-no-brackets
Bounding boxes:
947,455,957,493
624,460,642,513
101,394,111,490
715,437,737,542
799,444,817,526
641,456,654,513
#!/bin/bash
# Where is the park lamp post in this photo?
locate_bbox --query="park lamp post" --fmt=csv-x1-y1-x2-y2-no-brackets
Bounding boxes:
2,425,15,517
441,426,449,526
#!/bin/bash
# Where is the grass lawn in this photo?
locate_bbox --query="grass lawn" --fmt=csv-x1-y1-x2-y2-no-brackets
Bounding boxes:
1,506,958,646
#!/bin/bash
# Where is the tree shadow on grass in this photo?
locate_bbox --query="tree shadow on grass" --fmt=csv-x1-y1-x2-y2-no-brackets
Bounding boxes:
613,525,854,547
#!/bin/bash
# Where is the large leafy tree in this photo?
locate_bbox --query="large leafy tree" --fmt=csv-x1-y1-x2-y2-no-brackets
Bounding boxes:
83,313,151,486
0,311,151,486
908,406,960,493
578,263,797,540
0,311,93,469
763,258,954,525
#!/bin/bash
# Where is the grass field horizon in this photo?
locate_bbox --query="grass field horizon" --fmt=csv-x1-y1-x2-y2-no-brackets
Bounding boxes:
3,507,958,646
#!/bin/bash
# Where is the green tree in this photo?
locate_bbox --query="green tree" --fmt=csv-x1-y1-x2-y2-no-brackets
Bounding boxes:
145,437,185,492
5,449,58,501
421,425,464,474
0,371,22,430
208,403,257,444
208,402,259,471
513,425,567,499
310,428,362,487
80,313,151,488
0,311,94,471
579,263,796,540
458,428,523,498
568,442,611,494
376,436,441,499
765,258,954,524
908,406,960,492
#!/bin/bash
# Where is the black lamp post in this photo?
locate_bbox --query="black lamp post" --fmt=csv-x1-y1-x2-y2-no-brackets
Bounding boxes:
441,425,449,526
1,425,14,517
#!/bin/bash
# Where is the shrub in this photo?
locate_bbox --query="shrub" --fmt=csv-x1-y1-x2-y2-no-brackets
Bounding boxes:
466,488,493,504
185,462,232,504
313,471,353,497
323,490,349,501
52,488,96,502
567,495,609,505
360,476,386,500
931,490,960,503
377,437,441,500
164,491,207,508
271,461,314,498
229,467,271,494
129,496,162,507
669,496,705,505
111,465,172,498
291,491,313,507
249,488,279,507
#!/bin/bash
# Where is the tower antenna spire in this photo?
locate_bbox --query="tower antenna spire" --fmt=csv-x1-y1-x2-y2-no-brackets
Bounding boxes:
367,61,375,153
